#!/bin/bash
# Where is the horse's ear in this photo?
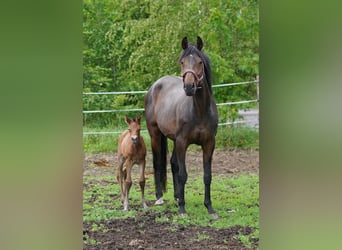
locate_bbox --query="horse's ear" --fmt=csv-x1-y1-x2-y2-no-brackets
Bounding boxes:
136,114,141,123
125,115,131,124
181,37,188,50
197,36,203,51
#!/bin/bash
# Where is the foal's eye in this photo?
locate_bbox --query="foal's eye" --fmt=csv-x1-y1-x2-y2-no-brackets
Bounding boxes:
180,61,184,65
128,129,131,132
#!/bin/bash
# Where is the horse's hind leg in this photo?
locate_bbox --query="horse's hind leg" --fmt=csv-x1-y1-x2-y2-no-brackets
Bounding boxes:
150,132,166,205
139,160,148,209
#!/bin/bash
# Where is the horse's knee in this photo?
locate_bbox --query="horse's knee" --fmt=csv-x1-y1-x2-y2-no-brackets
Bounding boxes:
203,173,212,185
178,172,188,185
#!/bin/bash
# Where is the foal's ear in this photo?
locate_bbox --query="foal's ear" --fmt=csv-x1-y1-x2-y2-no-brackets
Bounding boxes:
197,36,203,51
125,115,131,124
181,37,188,50
136,114,141,123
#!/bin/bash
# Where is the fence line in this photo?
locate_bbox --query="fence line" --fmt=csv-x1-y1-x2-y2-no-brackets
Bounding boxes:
82,80,258,95
83,108,145,114
83,90,147,95
83,100,258,114
83,79,259,135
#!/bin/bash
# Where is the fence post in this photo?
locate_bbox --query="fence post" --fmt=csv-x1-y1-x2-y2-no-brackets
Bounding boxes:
256,75,259,125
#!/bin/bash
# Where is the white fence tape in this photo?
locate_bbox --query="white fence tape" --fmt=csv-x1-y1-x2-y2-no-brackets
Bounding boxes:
83,80,259,135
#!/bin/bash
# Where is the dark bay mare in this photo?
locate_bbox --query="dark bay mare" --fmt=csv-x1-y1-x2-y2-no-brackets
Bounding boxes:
144,37,218,217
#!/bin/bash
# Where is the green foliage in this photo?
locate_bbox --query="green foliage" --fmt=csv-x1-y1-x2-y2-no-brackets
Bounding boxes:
83,0,259,126
216,125,259,149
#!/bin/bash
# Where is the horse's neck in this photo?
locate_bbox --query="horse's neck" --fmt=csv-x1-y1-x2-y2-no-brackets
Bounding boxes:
193,83,212,117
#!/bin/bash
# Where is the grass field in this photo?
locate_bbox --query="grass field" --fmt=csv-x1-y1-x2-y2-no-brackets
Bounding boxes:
83,125,259,248
83,171,259,247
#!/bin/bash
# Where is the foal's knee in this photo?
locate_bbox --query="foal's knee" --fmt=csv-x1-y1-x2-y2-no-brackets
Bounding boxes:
139,180,145,188
125,180,132,189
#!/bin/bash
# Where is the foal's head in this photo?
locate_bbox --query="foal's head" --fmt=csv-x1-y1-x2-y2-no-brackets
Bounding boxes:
125,115,142,145
179,36,211,96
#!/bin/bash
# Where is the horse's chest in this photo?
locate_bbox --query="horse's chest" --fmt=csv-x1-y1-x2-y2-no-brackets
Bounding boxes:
191,126,211,143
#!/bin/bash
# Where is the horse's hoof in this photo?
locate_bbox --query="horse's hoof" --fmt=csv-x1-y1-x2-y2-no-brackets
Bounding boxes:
143,203,148,209
178,212,188,218
210,213,219,220
154,198,164,205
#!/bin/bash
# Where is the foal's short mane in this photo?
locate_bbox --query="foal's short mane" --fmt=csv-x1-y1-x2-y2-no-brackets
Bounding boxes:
178,44,212,93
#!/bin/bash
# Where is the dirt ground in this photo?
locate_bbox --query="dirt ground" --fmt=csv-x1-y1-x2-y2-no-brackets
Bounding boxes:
83,149,259,250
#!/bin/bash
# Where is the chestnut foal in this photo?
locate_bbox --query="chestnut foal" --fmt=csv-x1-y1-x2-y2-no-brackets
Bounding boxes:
117,115,148,211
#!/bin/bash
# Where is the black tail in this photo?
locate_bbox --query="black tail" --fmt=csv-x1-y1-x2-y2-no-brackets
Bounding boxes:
160,134,167,192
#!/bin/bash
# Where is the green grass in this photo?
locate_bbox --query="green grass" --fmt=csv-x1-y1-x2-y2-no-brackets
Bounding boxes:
83,124,259,247
83,172,259,246
83,125,258,153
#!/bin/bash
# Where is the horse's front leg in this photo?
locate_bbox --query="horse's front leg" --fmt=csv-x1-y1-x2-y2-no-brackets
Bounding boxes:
202,141,218,218
175,142,188,214
170,147,180,201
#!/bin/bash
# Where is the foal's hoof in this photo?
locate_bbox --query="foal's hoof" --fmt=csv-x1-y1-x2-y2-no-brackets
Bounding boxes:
142,203,148,209
154,198,164,205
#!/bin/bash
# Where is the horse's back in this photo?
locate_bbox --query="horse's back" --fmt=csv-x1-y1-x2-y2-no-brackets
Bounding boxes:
145,76,185,136
147,76,180,101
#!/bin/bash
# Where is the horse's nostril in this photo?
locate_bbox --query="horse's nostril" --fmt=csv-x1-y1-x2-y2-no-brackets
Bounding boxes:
131,136,138,144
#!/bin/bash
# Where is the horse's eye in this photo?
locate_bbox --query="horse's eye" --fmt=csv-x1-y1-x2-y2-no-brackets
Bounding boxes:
180,61,184,65
128,129,131,132
199,61,203,65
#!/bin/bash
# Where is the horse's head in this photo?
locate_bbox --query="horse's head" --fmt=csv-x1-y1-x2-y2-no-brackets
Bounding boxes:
125,115,141,145
180,36,205,96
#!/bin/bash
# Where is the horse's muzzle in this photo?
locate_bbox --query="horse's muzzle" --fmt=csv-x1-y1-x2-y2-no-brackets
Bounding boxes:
183,82,196,96
131,136,138,144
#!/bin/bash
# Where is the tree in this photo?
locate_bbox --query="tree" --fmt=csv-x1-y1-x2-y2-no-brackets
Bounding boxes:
83,0,259,126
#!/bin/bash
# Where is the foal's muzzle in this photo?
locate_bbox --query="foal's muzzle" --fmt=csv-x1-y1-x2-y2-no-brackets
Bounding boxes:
131,136,138,144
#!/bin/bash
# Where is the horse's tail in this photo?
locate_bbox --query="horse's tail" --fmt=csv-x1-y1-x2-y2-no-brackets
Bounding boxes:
160,134,167,193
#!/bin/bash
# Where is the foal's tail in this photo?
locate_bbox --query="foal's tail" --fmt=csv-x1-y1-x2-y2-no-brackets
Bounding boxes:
160,134,167,193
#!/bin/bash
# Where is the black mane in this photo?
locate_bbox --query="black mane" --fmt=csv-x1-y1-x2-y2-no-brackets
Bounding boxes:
178,44,212,93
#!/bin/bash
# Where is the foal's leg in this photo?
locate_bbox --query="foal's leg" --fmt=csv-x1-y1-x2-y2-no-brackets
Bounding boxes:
117,156,125,202
123,160,132,211
139,159,148,209
202,141,218,218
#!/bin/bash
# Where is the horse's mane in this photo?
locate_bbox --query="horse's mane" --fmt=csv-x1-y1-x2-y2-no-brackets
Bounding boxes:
178,44,212,93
